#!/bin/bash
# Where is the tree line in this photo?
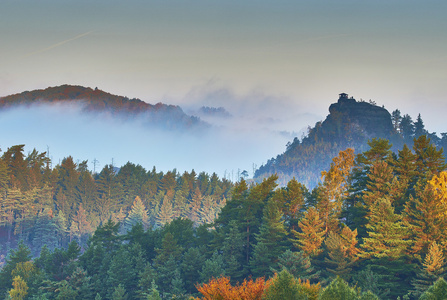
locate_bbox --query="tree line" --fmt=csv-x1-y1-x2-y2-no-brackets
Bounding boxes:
1,135,447,299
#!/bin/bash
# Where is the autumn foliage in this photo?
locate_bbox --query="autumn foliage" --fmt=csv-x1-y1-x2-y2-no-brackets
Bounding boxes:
194,276,269,300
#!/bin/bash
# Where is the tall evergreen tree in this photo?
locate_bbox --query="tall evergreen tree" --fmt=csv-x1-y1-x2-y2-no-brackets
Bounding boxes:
250,199,288,277
124,196,149,232
291,207,326,257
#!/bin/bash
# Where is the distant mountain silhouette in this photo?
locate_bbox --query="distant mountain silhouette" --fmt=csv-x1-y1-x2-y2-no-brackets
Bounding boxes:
0,85,206,130
254,93,444,188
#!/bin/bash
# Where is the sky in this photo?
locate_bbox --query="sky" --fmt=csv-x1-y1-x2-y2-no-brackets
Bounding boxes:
1,1,447,177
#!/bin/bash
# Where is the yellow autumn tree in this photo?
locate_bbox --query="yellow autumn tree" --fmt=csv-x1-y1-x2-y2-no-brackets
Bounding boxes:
428,171,447,215
9,276,28,300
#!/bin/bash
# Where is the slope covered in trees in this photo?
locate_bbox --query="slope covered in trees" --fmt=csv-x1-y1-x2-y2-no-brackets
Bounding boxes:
255,93,447,188
1,135,447,299
0,85,205,130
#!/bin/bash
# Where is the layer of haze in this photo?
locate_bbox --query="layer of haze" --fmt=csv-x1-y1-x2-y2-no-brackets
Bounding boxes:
0,102,307,178
1,0,447,174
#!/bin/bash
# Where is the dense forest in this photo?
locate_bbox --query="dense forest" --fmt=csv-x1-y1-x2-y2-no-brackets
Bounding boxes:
255,93,447,188
1,133,447,299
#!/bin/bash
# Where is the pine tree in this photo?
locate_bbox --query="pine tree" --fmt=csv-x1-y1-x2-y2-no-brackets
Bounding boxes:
419,278,447,300
319,276,358,300
199,252,226,284
272,250,320,283
411,241,446,298
320,148,355,223
180,247,205,294
291,207,326,257
70,203,93,245
95,164,122,224
263,269,307,300
324,231,358,281
124,196,149,232
414,114,427,139
360,197,410,259
111,284,127,300
199,195,217,224
0,241,32,296
404,178,447,258
188,186,203,225
221,220,246,282
32,208,58,254
400,114,414,142
413,135,446,179
54,156,79,219
250,199,288,277
155,194,174,227
280,178,308,232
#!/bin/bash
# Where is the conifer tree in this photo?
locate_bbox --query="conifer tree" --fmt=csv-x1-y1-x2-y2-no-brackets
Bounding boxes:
263,269,307,300
199,252,226,284
32,208,58,254
411,241,446,298
124,196,149,232
54,156,79,219
111,284,127,300
189,186,203,225
70,203,93,245
291,207,326,257
319,277,358,300
181,247,205,294
155,194,174,227
280,178,308,231
404,179,447,258
250,199,288,277
272,250,320,283
95,164,122,224
324,231,358,281
419,277,447,300
199,195,217,224
221,220,246,282
360,197,410,259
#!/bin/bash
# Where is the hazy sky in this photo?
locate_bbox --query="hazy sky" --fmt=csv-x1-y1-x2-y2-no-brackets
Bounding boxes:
1,1,447,176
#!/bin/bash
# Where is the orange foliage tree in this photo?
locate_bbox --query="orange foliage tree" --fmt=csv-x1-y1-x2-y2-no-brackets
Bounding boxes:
194,276,269,300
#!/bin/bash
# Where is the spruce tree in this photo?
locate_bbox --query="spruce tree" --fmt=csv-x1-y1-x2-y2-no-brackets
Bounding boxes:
250,199,288,277
272,250,320,283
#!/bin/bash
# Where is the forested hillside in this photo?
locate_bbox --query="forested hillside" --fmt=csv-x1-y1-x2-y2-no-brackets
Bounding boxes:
0,85,205,130
255,93,447,188
1,135,447,299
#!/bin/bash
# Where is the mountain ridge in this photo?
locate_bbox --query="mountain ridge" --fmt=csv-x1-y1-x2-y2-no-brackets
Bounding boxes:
0,84,205,130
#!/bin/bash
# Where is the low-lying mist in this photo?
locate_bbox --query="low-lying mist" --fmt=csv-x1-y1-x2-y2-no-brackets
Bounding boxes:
0,99,320,179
